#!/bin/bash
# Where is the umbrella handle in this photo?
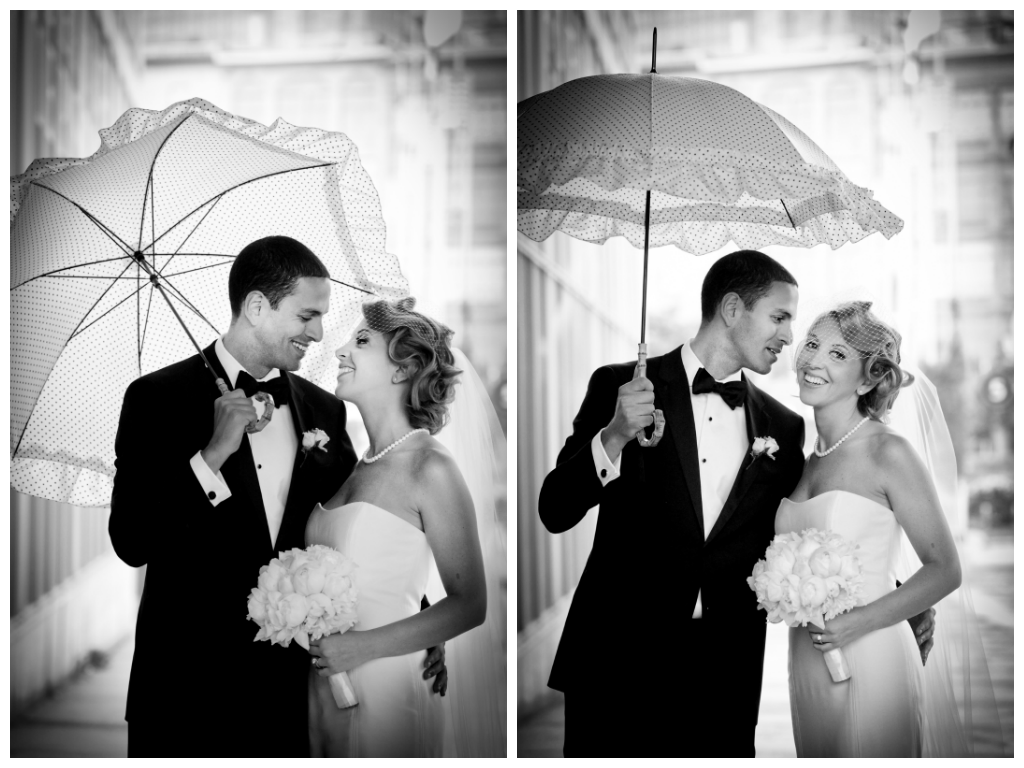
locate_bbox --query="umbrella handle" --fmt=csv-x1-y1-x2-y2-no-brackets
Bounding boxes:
634,343,665,448
212,375,274,434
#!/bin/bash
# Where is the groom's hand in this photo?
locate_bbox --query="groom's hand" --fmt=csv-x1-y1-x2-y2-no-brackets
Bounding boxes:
423,643,448,696
201,389,258,473
908,607,936,665
602,377,656,462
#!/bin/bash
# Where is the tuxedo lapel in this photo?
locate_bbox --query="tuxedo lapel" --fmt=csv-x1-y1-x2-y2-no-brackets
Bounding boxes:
706,377,772,545
274,373,315,552
201,344,272,545
656,348,704,538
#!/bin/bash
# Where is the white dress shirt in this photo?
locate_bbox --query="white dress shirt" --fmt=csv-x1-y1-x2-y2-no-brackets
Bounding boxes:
592,342,748,617
190,338,299,546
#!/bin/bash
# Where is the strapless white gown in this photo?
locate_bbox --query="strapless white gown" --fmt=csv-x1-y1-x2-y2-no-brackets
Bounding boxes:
776,490,923,757
305,502,444,757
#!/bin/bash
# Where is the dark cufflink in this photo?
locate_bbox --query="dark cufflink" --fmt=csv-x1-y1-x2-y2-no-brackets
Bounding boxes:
208,491,216,500
600,469,608,479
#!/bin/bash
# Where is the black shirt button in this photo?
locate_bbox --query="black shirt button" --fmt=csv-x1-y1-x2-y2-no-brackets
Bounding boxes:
709,417,713,421
702,458,707,463
257,464,262,469
208,491,216,500
600,469,608,478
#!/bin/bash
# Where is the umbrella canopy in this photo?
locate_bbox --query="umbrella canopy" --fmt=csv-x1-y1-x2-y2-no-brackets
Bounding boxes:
11,98,407,506
518,73,904,255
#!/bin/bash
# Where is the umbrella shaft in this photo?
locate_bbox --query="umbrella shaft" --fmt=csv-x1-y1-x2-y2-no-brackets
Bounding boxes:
153,283,229,395
641,189,652,344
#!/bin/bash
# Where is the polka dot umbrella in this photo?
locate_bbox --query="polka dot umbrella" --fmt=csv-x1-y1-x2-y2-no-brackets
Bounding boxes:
11,98,408,506
518,30,904,446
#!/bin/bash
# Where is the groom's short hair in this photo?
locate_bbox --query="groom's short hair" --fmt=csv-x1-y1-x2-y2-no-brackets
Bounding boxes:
229,236,330,317
700,250,797,322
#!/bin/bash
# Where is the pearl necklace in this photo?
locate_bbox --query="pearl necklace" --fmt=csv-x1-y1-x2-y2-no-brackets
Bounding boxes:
363,428,428,464
814,416,870,458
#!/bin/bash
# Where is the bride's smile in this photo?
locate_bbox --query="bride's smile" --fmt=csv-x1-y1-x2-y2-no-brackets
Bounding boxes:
334,325,396,401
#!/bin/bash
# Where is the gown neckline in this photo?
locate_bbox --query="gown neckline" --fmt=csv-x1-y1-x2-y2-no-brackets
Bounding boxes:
314,500,425,535
783,488,894,517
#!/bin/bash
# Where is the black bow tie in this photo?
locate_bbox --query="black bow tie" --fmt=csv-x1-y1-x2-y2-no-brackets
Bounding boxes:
692,367,745,410
235,371,290,407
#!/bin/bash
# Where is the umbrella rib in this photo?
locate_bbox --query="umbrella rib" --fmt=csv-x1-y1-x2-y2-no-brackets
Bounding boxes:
11,256,134,290
780,199,797,229
160,261,234,280
24,274,157,280
67,263,146,342
150,252,238,258
328,277,376,296
158,274,222,337
138,113,193,252
141,162,335,253
160,195,226,276
30,182,134,254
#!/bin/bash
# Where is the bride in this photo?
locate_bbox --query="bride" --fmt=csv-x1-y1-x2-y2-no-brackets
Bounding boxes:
304,297,504,757
777,300,995,757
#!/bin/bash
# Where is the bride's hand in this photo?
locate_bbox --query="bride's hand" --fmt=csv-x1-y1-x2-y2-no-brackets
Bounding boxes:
310,631,374,676
808,608,871,653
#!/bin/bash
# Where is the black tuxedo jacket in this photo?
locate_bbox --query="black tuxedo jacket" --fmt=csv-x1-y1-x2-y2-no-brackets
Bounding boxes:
539,347,804,707
109,344,356,756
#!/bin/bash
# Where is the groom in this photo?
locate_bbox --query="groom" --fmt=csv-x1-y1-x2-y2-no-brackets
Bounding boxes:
539,250,930,757
110,236,445,757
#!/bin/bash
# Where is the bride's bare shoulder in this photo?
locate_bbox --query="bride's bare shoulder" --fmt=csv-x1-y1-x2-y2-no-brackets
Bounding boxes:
409,436,464,489
868,425,928,481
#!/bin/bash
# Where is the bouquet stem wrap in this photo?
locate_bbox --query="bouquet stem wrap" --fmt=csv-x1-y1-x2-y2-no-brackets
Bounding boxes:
823,647,852,682
329,671,358,708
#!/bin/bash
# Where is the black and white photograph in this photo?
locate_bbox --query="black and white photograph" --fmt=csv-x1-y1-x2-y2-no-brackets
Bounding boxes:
517,10,1012,758
11,10,506,758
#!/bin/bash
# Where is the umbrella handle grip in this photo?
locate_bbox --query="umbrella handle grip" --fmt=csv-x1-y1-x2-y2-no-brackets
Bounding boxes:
213,377,274,433
633,344,665,448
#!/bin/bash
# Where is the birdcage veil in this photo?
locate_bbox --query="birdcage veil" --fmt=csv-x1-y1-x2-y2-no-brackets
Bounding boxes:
791,298,914,423
361,296,454,354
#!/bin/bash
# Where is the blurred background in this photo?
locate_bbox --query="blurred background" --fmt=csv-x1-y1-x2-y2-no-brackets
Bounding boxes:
517,10,1012,756
10,10,506,756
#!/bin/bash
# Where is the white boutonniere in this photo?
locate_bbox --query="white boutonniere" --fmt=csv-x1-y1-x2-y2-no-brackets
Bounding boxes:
302,428,330,453
300,429,330,467
750,436,779,462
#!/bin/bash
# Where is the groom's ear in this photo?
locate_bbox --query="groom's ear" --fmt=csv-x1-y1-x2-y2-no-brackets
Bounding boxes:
720,292,742,327
242,291,268,324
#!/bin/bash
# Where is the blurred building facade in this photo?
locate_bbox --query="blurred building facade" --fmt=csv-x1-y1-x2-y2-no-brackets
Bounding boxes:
10,10,143,715
517,9,1013,719
10,9,507,717
517,10,645,716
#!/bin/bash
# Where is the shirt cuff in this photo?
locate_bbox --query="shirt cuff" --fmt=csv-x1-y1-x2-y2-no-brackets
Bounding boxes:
190,451,232,506
591,431,622,487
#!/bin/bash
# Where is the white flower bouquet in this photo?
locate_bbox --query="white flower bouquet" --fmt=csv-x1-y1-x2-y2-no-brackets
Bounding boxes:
747,528,866,682
247,544,360,707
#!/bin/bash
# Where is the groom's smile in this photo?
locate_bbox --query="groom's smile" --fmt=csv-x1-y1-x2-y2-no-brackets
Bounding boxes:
252,276,330,373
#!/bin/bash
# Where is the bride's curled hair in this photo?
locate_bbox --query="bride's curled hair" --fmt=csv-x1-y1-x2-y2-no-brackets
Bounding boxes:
362,297,461,434
813,301,914,422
